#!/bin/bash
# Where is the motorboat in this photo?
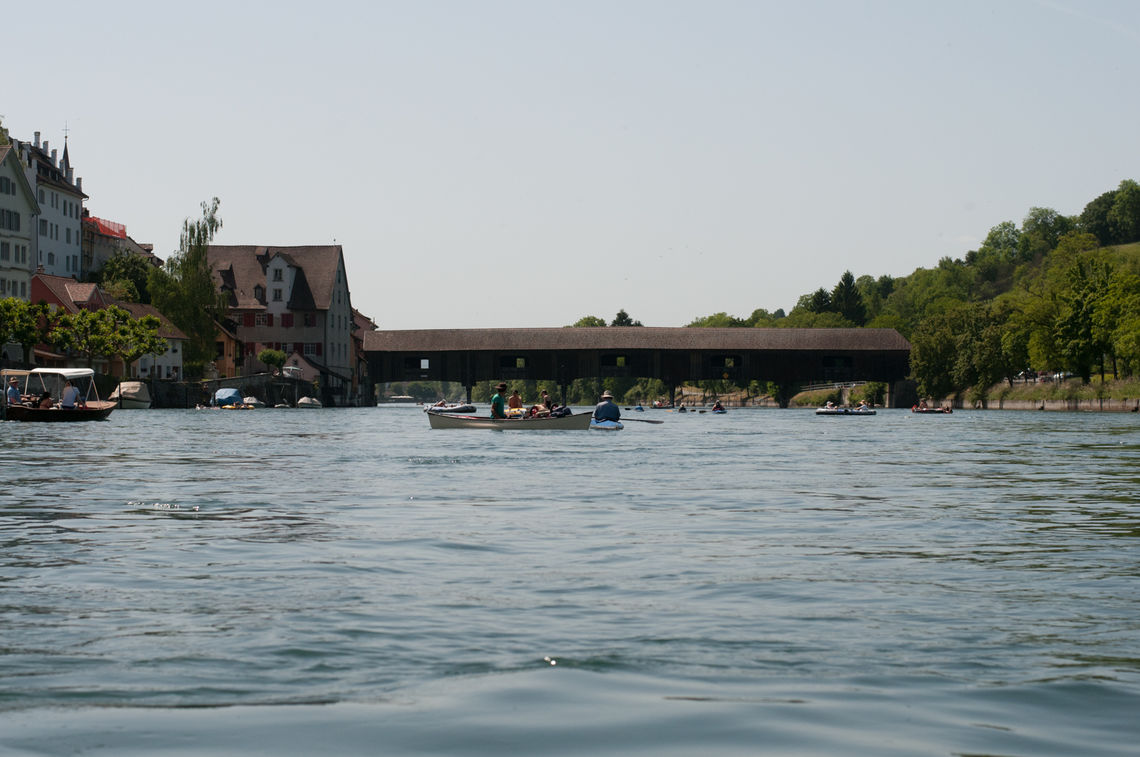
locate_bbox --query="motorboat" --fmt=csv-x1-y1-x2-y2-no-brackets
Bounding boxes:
109,380,152,409
427,411,592,430
2,368,116,422
297,396,322,408
911,405,952,414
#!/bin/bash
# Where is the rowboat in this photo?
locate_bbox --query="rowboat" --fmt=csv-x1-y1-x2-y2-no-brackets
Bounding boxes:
2,368,116,422
427,411,592,430
590,419,624,431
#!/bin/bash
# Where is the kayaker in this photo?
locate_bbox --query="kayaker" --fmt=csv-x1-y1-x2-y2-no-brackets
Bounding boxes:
593,390,621,423
490,382,508,419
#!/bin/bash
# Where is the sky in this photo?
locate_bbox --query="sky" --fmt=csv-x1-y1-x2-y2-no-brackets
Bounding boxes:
5,0,1139,329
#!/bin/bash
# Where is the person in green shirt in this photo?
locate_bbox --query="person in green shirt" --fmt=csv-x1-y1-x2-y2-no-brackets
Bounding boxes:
490,382,508,419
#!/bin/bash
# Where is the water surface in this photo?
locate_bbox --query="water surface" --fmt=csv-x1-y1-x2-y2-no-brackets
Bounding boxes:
1,406,1138,755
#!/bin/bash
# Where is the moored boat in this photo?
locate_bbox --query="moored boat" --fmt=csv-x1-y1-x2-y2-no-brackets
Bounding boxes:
427,411,592,430
109,380,152,409
2,368,116,422
297,396,322,408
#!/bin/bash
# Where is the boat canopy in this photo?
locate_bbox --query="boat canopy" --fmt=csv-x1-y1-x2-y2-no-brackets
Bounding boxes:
213,387,243,406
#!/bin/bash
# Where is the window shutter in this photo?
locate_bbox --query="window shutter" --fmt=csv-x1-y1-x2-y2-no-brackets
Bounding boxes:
266,314,274,327
244,313,254,328
316,343,322,356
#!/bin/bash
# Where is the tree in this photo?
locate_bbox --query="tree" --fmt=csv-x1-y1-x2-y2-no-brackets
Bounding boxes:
149,198,226,377
1108,179,1140,245
570,315,606,327
258,348,287,374
103,307,166,377
1079,190,1117,246
830,270,866,325
687,312,746,327
95,252,154,304
0,300,52,367
1019,207,1074,261
610,309,643,327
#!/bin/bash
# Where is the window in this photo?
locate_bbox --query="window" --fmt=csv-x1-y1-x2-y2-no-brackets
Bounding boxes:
255,313,268,327
20,282,26,297
47,252,55,265
303,343,316,357
0,242,8,260
303,313,316,327
254,285,265,301
272,288,282,301
272,269,283,281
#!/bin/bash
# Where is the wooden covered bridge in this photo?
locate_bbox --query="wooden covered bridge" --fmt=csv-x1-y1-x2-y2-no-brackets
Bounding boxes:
362,327,912,407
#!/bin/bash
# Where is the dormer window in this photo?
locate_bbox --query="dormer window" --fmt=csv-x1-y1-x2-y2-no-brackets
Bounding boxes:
273,269,283,282
254,285,265,302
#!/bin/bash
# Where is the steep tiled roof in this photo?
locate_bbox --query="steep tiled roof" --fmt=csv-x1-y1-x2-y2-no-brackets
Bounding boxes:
206,245,344,311
364,327,912,352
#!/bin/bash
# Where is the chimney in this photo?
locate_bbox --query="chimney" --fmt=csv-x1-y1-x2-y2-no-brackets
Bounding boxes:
34,131,41,148
77,177,83,192
67,167,74,183
44,141,49,156
51,149,57,166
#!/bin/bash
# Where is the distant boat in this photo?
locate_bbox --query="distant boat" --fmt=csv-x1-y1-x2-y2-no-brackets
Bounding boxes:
388,395,416,403
297,396,322,408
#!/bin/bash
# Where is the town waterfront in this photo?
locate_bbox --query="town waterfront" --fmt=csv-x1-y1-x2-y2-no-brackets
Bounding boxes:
1,406,1138,755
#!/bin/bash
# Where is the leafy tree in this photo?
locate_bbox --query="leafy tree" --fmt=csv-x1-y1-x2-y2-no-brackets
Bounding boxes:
1019,207,1074,261
149,198,226,377
0,117,9,145
806,287,831,313
1108,179,1140,245
687,312,746,327
0,300,52,367
95,252,154,304
1080,189,1118,245
103,306,166,377
258,348,287,374
610,309,643,327
908,310,961,400
570,315,607,327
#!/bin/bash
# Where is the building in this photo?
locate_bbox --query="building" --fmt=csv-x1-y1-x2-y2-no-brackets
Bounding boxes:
207,245,357,405
1,144,39,302
82,212,158,276
10,132,86,278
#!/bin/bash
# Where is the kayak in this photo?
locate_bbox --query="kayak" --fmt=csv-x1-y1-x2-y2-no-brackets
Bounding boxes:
590,419,624,431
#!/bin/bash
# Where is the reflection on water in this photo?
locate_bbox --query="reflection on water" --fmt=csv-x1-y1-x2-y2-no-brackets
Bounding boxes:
0,407,1138,754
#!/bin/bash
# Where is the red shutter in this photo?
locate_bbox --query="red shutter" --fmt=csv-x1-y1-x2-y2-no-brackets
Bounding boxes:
282,313,293,328
266,314,274,327
244,313,254,328
315,343,322,356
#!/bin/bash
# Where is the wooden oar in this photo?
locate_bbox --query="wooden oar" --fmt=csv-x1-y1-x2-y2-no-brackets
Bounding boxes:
617,417,664,424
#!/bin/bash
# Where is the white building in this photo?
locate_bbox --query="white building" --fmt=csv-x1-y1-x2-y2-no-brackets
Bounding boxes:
10,132,87,278
0,142,40,364
0,143,39,302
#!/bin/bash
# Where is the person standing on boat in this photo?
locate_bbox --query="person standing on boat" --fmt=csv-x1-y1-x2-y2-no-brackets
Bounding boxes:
593,390,621,423
490,382,508,419
7,377,21,406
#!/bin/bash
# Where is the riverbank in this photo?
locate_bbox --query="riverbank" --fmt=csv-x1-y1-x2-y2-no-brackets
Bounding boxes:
947,377,1140,412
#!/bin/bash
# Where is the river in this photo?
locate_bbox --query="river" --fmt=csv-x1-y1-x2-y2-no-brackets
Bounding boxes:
1,406,1138,755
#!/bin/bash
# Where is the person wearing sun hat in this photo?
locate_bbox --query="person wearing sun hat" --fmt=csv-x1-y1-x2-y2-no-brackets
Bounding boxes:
490,382,509,419
6,376,22,406
593,389,621,422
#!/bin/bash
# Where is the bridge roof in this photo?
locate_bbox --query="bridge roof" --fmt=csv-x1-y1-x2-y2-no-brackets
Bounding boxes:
364,327,911,352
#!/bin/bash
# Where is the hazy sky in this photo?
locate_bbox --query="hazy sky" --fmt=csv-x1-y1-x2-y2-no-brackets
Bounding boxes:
5,0,1139,329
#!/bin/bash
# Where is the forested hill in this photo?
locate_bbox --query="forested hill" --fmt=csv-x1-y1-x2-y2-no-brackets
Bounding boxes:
687,179,1140,398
